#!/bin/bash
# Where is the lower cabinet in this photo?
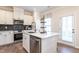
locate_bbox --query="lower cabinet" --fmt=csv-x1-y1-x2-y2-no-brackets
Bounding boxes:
0,31,14,45
23,33,30,52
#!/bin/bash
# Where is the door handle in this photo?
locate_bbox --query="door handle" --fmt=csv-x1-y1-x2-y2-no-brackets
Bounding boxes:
72,29,75,33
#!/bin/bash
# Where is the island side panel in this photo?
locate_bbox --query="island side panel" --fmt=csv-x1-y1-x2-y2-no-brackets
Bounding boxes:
41,36,58,53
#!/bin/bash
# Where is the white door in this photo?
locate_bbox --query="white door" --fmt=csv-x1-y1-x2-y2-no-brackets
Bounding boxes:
61,16,75,44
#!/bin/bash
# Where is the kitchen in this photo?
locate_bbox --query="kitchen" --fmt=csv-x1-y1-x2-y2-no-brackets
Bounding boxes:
0,6,59,53
0,6,79,53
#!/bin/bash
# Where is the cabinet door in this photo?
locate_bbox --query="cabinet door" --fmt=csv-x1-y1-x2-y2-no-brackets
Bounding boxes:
5,11,13,24
0,31,14,45
0,32,5,45
23,34,30,52
5,31,14,44
0,10,13,24
24,15,33,25
13,7,24,20
0,10,6,24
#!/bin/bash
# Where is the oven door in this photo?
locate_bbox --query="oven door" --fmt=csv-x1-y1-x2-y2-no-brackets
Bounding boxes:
14,33,23,41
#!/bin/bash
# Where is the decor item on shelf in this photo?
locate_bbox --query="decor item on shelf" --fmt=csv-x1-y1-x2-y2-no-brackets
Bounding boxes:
40,16,46,33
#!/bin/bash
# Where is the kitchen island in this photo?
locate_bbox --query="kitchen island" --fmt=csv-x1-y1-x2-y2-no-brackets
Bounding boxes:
23,30,59,53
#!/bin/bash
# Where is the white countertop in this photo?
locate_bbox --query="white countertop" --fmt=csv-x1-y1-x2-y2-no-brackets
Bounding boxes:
23,30,59,39
30,32,59,39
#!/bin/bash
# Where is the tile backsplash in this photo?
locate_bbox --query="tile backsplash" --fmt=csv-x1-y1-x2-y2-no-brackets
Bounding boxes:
0,24,14,31
0,24,32,31
24,25,32,30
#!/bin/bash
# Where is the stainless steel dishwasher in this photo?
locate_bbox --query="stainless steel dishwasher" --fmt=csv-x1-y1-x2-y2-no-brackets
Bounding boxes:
30,35,41,53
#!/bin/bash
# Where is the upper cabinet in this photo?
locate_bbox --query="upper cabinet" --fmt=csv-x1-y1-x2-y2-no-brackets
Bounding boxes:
4,11,13,24
0,10,13,24
0,10,5,24
24,15,33,25
13,7,24,20
0,7,33,25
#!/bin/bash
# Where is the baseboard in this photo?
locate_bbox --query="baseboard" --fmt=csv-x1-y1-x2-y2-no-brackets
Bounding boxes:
58,40,79,50
75,46,79,49
57,40,74,47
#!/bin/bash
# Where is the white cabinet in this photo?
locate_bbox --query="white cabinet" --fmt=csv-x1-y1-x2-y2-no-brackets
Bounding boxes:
13,7,24,20
29,34,58,53
41,36,58,53
23,32,30,52
5,11,13,24
0,10,13,24
0,31,14,45
0,32,5,45
0,10,6,24
24,15,33,25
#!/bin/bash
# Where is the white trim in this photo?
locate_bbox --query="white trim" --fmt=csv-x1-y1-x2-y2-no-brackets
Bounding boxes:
58,40,74,47
75,46,79,49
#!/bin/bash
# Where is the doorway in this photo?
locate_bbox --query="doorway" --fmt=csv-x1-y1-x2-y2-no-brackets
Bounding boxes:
61,16,75,45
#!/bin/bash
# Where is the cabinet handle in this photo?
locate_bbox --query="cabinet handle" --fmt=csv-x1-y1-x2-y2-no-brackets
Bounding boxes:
72,29,75,33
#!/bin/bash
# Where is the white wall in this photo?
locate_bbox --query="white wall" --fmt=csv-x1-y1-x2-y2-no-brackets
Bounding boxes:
33,9,40,32
41,7,79,48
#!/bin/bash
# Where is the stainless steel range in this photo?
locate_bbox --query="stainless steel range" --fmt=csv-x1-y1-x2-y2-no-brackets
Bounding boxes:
13,20,24,41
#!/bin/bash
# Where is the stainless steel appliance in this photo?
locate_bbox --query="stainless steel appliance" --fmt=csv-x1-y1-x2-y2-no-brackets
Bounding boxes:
14,33,22,41
13,20,24,32
30,35,41,53
13,20,24,41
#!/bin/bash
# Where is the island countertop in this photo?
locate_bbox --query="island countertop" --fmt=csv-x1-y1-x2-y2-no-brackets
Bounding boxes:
23,30,59,53
23,30,59,39
30,32,59,39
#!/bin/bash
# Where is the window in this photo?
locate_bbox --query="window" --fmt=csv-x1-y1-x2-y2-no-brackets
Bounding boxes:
45,17,51,32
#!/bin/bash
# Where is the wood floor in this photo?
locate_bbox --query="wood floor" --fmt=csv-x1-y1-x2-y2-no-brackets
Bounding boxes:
0,41,26,53
57,43,79,53
0,41,79,53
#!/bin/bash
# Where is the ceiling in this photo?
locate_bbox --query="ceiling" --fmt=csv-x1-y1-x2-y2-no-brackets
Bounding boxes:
18,6,57,13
